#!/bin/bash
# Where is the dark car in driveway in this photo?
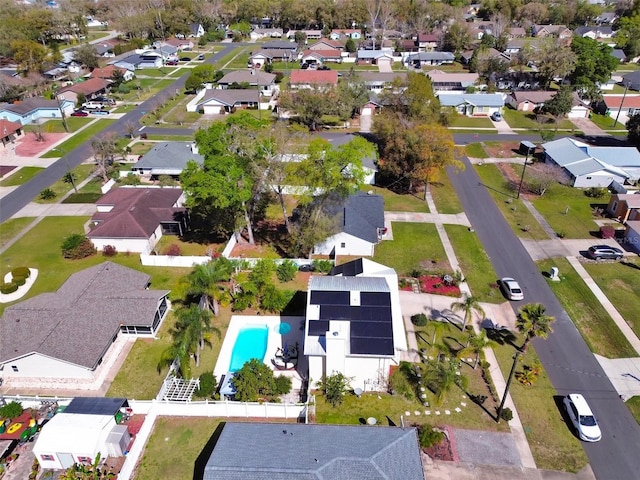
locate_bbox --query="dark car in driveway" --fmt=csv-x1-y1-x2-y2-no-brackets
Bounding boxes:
586,245,623,260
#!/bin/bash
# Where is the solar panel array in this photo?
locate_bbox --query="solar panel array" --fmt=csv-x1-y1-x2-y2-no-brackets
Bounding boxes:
308,290,394,355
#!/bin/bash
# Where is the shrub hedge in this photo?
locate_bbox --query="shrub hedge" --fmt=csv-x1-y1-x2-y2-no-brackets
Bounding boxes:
12,276,26,287
0,283,18,294
11,267,30,278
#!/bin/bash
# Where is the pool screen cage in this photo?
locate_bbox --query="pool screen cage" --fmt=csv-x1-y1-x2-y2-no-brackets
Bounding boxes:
156,358,200,402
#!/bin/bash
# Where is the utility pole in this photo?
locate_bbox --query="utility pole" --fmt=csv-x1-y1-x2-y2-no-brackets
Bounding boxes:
516,144,534,199
613,82,629,127
497,351,521,422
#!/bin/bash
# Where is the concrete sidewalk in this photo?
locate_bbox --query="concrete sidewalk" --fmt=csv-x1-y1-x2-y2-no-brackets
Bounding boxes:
395,188,537,470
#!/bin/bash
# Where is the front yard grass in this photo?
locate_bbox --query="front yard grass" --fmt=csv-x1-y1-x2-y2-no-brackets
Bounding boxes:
373,222,447,275
474,164,550,241
529,175,602,238
367,186,429,212
134,67,177,77
135,417,222,480
448,115,494,128
430,176,463,214
626,396,640,425
34,164,96,203
583,259,640,341
23,117,93,133
589,113,627,131
40,120,116,158
0,217,34,248
0,167,44,186
0,216,192,317
465,143,489,159
493,339,588,472
445,225,500,303
502,108,576,131
538,258,636,358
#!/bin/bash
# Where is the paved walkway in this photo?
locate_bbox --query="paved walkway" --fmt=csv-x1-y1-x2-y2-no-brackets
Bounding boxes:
569,117,609,137
521,199,556,238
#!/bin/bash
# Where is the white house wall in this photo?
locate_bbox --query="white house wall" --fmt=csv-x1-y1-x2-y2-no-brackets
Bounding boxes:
90,237,154,254
343,355,392,391
314,232,375,256
308,355,324,385
573,172,626,188
2,353,93,380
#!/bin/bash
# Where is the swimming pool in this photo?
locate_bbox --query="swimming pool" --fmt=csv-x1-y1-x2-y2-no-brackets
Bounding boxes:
228,325,269,372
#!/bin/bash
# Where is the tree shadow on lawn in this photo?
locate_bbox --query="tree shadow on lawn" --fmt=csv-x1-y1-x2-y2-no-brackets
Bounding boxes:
484,327,519,350
466,390,498,422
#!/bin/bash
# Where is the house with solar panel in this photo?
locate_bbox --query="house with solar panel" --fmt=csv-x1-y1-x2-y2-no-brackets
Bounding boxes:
541,137,640,188
304,258,408,392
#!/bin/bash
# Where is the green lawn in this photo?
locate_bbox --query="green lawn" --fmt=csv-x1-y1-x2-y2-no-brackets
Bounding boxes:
589,113,627,131
40,120,116,158
430,175,463,214
583,260,640,340
450,128,497,134
473,164,550,240
218,47,250,69
114,104,136,114
0,216,191,317
445,225,499,302
465,143,489,159
23,117,93,133
134,67,177,77
529,176,602,238
135,417,222,480
538,258,636,358
626,396,640,425
502,108,576,130
493,340,588,471
34,164,96,203
130,142,156,156
0,167,44,186
0,217,34,248
366,186,429,212
373,222,447,275
448,115,494,128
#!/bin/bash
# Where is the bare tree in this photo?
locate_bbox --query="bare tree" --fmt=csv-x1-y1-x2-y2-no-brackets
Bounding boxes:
124,121,137,139
91,132,118,182
527,163,566,196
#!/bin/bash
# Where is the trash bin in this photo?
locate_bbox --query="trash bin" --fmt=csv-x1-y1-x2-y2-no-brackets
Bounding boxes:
519,141,536,155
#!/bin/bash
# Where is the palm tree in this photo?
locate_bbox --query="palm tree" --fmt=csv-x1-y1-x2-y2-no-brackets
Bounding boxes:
176,304,219,367
464,330,496,369
184,258,234,315
425,358,469,406
429,319,448,345
516,303,555,352
450,294,485,330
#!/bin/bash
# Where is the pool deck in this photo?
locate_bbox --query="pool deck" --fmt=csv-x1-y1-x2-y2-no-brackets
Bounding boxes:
214,315,306,396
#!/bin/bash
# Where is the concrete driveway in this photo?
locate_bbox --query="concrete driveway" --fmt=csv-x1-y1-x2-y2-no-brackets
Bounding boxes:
569,117,608,136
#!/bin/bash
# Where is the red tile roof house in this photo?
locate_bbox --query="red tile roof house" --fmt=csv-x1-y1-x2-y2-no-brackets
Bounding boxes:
600,95,640,123
58,77,111,104
87,187,187,254
0,261,169,390
89,65,134,82
289,70,339,90
0,119,23,146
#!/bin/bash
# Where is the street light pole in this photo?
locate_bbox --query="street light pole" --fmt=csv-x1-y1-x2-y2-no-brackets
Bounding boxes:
516,146,533,199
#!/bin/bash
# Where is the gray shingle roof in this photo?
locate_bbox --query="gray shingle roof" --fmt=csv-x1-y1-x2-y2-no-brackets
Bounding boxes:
438,93,505,108
203,423,424,480
218,70,276,85
1,97,61,115
0,262,169,368
88,187,184,239
321,192,385,244
133,142,204,171
198,89,260,107
407,51,455,62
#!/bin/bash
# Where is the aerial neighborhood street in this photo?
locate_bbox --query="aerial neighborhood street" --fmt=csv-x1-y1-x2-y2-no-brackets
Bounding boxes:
2,1,640,479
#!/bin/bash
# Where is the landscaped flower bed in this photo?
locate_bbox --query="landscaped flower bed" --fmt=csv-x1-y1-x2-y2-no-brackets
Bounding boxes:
418,275,461,297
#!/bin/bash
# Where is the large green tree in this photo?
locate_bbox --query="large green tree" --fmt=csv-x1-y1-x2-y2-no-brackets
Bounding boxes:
233,358,277,401
542,86,574,119
627,113,640,146
569,37,618,88
181,113,269,244
183,258,234,315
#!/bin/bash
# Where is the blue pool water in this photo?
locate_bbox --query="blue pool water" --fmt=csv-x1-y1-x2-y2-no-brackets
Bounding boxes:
228,325,269,372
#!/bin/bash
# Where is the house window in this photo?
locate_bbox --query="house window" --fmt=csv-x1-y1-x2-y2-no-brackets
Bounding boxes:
40,455,55,462
11,365,18,372
612,201,618,212
340,242,346,248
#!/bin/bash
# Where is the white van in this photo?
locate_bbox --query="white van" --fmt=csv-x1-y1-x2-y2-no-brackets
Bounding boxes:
83,101,105,110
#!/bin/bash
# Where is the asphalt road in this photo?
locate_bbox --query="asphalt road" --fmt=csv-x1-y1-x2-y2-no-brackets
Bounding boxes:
448,157,640,479
0,44,236,223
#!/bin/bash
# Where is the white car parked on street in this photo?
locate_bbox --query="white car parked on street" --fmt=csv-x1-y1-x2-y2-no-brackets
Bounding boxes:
563,393,602,442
